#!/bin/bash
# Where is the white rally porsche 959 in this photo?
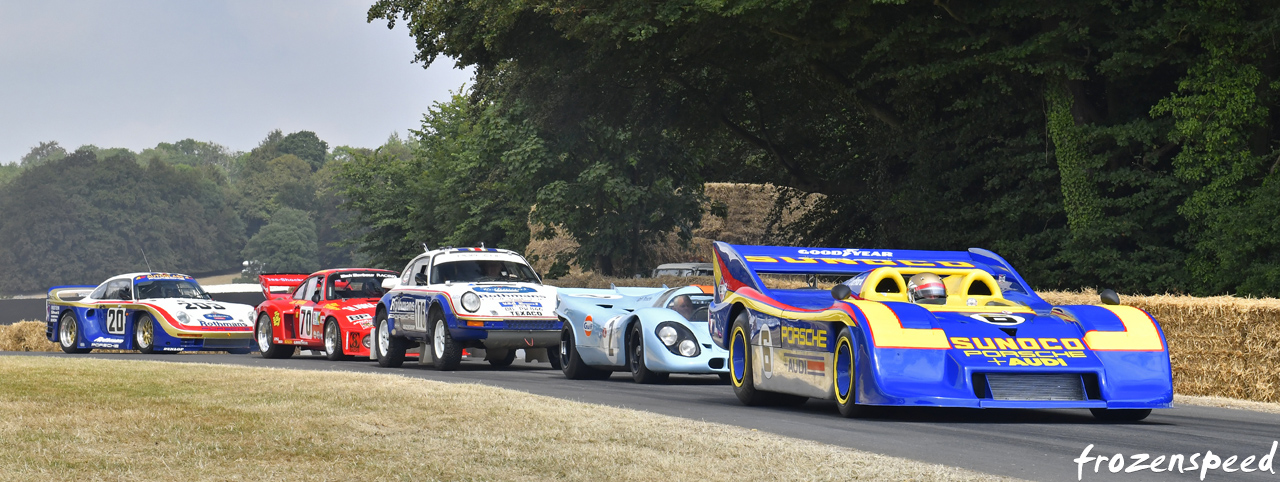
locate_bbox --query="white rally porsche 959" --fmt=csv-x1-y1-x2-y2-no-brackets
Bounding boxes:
45,272,256,353
556,285,730,383
371,247,562,370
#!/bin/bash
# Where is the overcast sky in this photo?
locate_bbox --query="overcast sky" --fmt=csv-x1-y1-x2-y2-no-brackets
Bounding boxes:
0,1,472,164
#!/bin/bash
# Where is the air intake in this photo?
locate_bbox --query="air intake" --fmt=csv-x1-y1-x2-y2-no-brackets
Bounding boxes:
981,373,1087,401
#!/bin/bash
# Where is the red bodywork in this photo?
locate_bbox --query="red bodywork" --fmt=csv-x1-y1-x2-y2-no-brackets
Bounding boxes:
254,269,397,358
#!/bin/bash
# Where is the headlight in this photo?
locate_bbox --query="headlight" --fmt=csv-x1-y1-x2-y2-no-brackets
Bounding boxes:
679,339,698,357
654,322,700,357
362,336,371,348
177,312,190,324
246,310,255,322
658,326,678,346
461,292,481,313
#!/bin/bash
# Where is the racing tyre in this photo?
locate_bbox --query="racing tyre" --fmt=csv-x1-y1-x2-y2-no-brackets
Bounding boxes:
548,346,562,370
134,313,164,354
488,349,517,368
628,323,668,384
375,312,407,368
430,311,462,371
560,327,611,380
1089,408,1151,422
57,312,91,354
834,327,871,417
323,318,349,361
729,311,769,405
256,313,294,359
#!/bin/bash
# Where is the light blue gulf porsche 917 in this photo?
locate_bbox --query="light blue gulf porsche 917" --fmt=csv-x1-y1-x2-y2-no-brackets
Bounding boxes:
710,242,1173,421
556,285,730,383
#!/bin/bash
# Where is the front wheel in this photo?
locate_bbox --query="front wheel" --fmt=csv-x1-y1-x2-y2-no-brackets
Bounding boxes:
834,327,871,417
430,314,462,371
628,323,668,384
375,313,407,368
560,327,611,380
1090,408,1151,422
324,318,349,361
729,311,767,405
58,312,91,354
257,313,293,359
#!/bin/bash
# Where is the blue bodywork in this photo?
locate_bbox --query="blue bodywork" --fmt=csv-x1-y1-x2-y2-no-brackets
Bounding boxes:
557,286,729,376
709,243,1174,410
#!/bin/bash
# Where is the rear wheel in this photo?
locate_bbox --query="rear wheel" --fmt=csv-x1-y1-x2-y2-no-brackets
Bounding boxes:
324,318,349,361
257,313,293,359
135,313,160,354
58,312,91,354
834,327,871,417
628,323,668,384
1090,408,1151,422
375,312,406,368
560,327,611,380
430,313,462,371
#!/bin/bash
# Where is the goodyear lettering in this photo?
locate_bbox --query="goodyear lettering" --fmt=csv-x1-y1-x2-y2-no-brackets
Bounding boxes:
797,249,894,257
780,325,827,349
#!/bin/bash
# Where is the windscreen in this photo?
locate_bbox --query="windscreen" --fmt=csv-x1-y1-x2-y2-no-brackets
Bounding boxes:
432,260,540,284
135,279,211,300
666,294,712,322
327,271,396,300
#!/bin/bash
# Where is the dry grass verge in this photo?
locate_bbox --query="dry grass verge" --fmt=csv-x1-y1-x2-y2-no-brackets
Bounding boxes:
0,357,1007,481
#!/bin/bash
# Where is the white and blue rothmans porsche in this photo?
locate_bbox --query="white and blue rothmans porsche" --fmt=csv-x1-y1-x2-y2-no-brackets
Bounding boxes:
45,273,256,353
556,285,730,383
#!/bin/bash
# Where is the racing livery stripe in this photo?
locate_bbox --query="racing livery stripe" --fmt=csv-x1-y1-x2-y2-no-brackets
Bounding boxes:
1083,305,1165,351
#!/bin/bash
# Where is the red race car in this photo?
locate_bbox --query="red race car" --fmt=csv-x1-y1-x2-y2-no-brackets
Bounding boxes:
253,269,397,360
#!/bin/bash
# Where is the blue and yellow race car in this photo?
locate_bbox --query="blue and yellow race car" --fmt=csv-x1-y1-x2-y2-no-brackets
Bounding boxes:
710,243,1172,421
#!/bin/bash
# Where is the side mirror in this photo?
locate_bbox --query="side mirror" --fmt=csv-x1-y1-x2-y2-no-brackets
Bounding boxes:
1099,289,1120,306
831,284,852,301
382,278,399,290
414,273,429,285
121,291,133,301
311,292,320,303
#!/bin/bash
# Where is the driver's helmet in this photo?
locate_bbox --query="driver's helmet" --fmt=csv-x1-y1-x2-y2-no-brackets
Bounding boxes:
907,273,947,305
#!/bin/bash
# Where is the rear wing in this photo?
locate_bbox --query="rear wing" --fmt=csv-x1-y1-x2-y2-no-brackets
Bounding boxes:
47,285,96,304
258,273,309,301
711,242,1049,309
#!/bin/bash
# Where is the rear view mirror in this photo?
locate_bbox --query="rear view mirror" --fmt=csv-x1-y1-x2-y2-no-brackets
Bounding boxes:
1099,289,1120,305
831,284,852,301
382,278,399,290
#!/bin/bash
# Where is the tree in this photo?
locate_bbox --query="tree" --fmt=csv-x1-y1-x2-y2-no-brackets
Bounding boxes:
279,131,329,171
370,0,1280,295
241,207,319,273
0,150,245,294
20,141,67,167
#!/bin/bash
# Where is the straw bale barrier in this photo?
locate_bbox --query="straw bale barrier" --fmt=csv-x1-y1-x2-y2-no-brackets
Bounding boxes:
0,321,58,352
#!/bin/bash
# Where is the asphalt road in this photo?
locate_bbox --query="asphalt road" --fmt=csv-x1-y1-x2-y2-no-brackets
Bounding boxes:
6,351,1277,482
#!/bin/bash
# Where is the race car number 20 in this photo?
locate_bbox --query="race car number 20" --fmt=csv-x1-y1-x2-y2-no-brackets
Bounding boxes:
106,307,127,335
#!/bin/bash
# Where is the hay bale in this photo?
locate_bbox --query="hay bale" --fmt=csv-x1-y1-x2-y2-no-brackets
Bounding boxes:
1043,290,1280,403
0,321,59,352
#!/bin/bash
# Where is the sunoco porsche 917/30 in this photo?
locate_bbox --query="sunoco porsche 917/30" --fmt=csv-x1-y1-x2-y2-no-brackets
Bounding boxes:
45,272,256,353
556,285,730,383
710,242,1172,421
370,247,562,370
